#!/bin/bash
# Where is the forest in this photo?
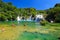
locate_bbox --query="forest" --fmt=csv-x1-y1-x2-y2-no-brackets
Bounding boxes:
0,0,60,23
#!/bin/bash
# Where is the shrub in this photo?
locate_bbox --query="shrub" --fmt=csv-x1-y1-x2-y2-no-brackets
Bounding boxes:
55,13,60,23
40,19,48,26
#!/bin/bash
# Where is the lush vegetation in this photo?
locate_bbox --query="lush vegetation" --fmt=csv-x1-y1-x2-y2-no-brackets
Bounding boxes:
0,0,37,21
46,3,60,23
0,0,60,23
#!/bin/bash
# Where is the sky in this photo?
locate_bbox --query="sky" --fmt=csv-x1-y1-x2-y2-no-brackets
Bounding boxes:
2,0,60,10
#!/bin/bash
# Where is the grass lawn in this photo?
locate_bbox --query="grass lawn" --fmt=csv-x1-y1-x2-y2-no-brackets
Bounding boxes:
0,21,60,40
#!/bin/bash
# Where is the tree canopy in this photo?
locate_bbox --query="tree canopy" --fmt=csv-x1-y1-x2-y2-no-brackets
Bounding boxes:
46,3,60,23
0,0,60,23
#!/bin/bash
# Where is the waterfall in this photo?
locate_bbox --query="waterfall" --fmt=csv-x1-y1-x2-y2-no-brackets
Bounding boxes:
17,16,21,24
16,14,44,22
27,16,32,21
35,14,44,22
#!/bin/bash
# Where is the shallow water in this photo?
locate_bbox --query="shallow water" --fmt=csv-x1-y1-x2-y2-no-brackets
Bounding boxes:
0,21,40,27
17,31,58,40
0,21,60,40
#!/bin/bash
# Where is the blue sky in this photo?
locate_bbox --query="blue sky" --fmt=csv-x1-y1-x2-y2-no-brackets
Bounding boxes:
2,0,60,10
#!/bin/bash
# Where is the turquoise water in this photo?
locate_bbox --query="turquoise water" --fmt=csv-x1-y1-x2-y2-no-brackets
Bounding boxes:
0,21,40,28
17,31,58,40
0,21,60,40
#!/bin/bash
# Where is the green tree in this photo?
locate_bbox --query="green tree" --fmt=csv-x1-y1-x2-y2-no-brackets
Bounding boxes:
46,3,60,23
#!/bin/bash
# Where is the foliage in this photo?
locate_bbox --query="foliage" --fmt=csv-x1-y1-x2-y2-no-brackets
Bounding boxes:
55,13,60,22
0,0,60,23
0,0,38,21
55,3,60,7
0,1,36,21
40,20,48,26
46,3,60,23
37,10,46,14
